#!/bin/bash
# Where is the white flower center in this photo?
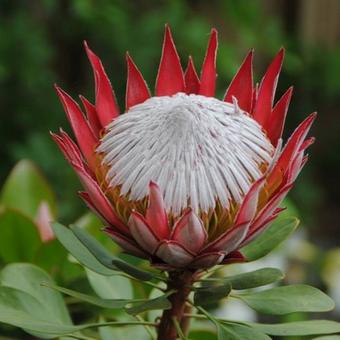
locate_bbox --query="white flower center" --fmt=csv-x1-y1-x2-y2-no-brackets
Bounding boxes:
98,93,274,215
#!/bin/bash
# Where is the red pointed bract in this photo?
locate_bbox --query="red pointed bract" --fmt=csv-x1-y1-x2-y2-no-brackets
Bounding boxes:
78,191,127,235
50,130,83,167
251,184,293,234
155,25,185,96
251,83,259,115
253,48,285,125
222,250,246,264
270,112,316,180
145,182,169,240
128,212,159,253
126,53,151,110
205,222,250,254
242,211,282,246
224,50,253,113
103,227,148,258
80,95,101,138
190,252,224,268
265,87,293,146
79,191,104,220
171,209,207,254
156,240,194,267
300,137,315,151
55,86,97,168
84,41,119,127
287,151,305,183
235,177,264,225
199,29,218,97
184,56,200,94
75,164,128,232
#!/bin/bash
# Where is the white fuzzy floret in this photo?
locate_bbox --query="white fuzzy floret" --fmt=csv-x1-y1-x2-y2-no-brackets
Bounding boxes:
98,93,274,215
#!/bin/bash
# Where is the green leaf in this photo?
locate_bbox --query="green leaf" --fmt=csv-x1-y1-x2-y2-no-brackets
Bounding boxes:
0,286,83,336
34,239,70,277
0,263,71,325
147,287,168,322
195,306,270,340
246,320,340,336
70,225,117,269
236,284,335,315
215,321,271,340
0,287,154,337
241,218,299,261
0,160,56,218
188,329,217,340
42,282,139,309
52,222,114,276
0,208,41,262
227,268,284,290
125,292,172,315
85,269,133,300
203,268,284,290
98,320,151,340
194,283,231,306
313,336,340,340
75,211,111,246
71,225,155,281
98,324,117,340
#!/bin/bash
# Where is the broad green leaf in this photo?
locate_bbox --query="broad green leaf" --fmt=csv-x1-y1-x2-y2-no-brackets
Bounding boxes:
147,286,168,322
70,225,116,269
195,306,270,340
125,291,172,315
236,284,335,315
112,257,156,282
0,285,49,320
0,160,56,218
0,263,71,325
52,222,114,275
85,269,133,300
215,321,271,340
98,322,151,340
0,286,80,338
194,283,231,306
71,225,155,281
241,218,299,261
189,329,217,340
99,324,117,340
0,287,153,337
42,282,139,309
75,211,112,246
26,221,81,283
313,336,340,340
207,268,284,290
246,320,340,336
0,208,41,262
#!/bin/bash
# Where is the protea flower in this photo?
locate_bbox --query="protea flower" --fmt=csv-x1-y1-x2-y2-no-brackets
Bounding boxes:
52,26,315,271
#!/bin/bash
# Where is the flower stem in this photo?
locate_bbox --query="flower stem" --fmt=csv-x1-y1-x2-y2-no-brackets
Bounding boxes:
157,270,197,340
180,304,193,337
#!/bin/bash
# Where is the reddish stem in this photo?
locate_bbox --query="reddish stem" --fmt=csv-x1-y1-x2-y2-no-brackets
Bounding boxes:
157,270,196,340
180,304,193,337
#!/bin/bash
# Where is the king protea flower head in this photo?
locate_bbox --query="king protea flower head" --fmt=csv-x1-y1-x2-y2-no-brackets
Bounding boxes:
52,26,315,270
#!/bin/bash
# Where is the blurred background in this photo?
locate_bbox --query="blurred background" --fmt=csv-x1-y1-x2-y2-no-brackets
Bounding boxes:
0,0,340,338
